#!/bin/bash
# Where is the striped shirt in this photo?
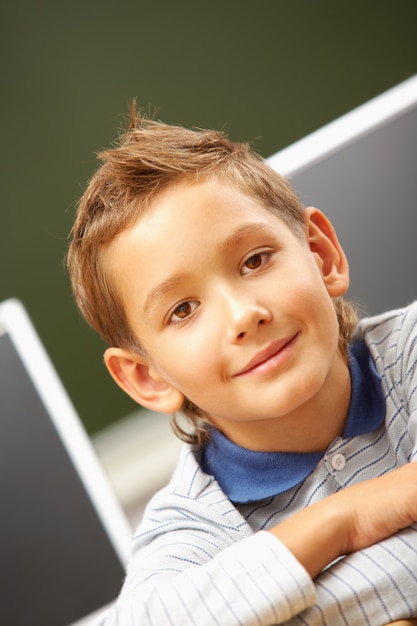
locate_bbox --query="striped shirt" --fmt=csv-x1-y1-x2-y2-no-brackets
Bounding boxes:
104,303,417,625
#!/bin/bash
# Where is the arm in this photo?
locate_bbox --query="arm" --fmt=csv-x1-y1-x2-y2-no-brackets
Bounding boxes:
274,465,417,624
103,464,417,626
270,462,417,580
284,523,417,625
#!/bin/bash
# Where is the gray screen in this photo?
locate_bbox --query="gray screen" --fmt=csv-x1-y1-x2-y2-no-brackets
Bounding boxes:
0,332,125,625
289,106,417,316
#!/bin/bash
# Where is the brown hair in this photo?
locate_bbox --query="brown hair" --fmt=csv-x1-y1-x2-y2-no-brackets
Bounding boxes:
67,106,358,445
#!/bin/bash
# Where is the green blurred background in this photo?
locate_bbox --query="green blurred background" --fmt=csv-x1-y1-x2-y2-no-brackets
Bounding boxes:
1,0,416,434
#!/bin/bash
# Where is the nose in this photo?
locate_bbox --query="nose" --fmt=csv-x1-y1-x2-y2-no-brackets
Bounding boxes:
224,292,272,343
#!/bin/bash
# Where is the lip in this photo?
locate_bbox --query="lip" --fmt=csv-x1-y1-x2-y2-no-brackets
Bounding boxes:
233,334,298,377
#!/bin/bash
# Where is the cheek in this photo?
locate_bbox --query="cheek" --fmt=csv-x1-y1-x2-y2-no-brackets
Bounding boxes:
300,263,334,306
290,271,339,338
154,329,219,390
280,270,325,312
312,295,341,351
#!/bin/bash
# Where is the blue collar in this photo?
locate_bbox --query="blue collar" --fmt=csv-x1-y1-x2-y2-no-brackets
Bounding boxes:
201,341,386,503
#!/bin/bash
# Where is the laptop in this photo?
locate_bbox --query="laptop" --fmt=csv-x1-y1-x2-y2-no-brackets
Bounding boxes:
268,73,417,315
0,298,132,626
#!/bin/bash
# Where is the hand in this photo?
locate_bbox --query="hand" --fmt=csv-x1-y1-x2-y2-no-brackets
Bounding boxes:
385,621,417,625
337,463,417,555
269,463,417,578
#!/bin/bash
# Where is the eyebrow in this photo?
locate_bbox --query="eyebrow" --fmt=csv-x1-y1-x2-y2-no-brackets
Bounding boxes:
142,222,272,314
143,272,190,315
220,222,272,252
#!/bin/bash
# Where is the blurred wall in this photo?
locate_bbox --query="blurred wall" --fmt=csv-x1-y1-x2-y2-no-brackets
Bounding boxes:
1,0,416,434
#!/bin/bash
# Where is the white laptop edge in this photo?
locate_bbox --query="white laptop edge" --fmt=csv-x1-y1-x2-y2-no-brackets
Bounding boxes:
0,298,132,583
267,74,417,175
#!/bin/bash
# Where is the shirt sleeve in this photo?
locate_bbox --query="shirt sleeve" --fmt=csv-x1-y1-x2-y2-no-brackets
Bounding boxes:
401,303,417,459
102,531,317,626
285,524,417,625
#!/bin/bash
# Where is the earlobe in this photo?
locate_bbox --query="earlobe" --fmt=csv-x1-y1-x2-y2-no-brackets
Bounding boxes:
104,347,185,414
304,207,350,297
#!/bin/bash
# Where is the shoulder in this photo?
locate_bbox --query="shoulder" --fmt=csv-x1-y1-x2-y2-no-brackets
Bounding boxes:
137,443,251,543
352,301,417,393
122,445,255,600
353,301,417,355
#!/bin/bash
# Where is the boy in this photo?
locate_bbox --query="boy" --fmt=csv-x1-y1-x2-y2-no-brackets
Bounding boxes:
67,109,417,625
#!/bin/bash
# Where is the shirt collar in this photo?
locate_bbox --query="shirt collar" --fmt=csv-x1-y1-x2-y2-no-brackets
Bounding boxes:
201,340,386,503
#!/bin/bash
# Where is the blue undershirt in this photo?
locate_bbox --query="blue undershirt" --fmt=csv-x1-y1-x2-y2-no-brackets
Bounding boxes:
201,341,386,503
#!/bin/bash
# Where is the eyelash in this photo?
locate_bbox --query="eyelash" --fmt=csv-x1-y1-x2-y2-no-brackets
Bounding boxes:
240,250,274,275
168,300,199,325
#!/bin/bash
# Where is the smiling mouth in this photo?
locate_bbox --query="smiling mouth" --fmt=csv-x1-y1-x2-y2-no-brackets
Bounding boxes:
234,334,298,377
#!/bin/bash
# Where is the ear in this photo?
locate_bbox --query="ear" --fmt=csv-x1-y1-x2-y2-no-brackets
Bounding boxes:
104,347,185,414
304,207,350,297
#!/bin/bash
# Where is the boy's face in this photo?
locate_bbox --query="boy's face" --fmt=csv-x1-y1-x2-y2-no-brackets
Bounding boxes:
105,180,350,451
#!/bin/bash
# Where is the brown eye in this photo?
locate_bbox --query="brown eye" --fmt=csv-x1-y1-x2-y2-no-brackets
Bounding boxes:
169,300,199,324
174,302,192,319
244,254,262,270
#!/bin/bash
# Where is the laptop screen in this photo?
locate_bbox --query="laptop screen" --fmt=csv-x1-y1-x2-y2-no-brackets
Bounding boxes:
268,74,417,315
0,299,131,626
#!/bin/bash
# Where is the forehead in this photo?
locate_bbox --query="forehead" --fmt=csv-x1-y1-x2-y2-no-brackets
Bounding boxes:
109,180,295,260
133,179,287,241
